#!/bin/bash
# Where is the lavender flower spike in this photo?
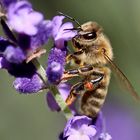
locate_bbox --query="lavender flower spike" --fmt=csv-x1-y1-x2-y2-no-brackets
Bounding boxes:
46,16,76,83
46,47,66,84
13,74,44,94
4,45,26,64
62,115,97,140
0,37,25,64
7,0,43,35
31,20,53,48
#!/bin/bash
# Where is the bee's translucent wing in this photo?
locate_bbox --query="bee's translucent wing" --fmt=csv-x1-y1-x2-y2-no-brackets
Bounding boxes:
104,53,140,101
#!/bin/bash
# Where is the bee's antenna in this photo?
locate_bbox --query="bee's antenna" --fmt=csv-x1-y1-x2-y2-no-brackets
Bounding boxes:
58,11,81,28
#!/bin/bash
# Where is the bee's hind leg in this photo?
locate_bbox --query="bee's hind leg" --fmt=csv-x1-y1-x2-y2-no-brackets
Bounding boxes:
66,82,84,106
66,75,103,106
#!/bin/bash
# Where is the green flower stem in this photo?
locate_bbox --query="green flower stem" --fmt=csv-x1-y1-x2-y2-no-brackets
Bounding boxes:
32,59,47,85
50,85,73,120
32,59,73,120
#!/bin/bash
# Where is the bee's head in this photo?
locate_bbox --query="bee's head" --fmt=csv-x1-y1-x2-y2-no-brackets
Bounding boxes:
72,22,103,50
58,13,104,51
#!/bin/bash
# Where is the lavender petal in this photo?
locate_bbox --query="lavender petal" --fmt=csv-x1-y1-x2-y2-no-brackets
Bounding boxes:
13,74,43,93
4,45,26,63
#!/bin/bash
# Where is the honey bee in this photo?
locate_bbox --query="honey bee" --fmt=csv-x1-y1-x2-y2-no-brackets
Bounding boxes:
60,13,140,118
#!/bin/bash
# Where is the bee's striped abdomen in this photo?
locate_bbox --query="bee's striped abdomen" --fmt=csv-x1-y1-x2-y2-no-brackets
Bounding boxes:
80,67,111,118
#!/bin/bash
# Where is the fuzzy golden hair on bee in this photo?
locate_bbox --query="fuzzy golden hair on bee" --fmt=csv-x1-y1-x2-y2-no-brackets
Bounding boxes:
71,21,113,66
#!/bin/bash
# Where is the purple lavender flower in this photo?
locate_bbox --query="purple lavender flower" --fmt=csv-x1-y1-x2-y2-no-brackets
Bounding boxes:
51,15,77,49
0,57,4,68
0,8,52,64
0,40,43,81
46,47,66,84
0,57,9,69
3,45,26,64
2,60,36,78
1,0,52,51
16,19,53,54
0,55,43,93
46,16,76,84
59,113,112,140
0,46,44,93
0,1,52,94
52,16,76,41
0,37,26,64
0,0,17,8
46,83,76,114
46,91,61,111
13,74,44,93
30,20,53,48
62,115,97,140
0,38,36,77
7,0,43,35
0,37,13,52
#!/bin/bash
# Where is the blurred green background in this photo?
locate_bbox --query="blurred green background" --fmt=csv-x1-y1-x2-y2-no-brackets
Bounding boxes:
0,0,140,140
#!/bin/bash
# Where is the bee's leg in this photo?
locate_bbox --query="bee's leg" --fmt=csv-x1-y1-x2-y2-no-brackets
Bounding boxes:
61,65,93,82
66,50,84,65
61,68,80,82
84,75,103,91
61,65,104,82
66,82,84,106
78,65,104,76
66,75,103,106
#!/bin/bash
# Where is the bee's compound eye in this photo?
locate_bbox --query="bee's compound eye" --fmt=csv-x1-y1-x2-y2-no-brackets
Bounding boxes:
83,32,97,40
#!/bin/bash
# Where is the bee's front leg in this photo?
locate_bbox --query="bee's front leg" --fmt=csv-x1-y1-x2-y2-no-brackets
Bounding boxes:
66,75,103,106
66,50,84,65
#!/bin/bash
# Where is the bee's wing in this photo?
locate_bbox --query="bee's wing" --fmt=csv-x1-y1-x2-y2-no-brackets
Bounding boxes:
104,53,140,101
